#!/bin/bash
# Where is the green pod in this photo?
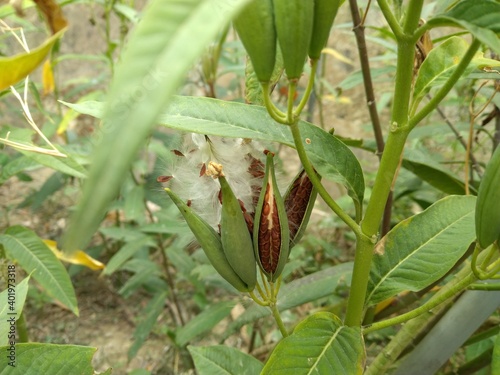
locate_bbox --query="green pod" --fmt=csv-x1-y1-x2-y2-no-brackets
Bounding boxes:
234,0,276,83
284,168,318,247
253,152,290,282
475,146,500,249
273,0,314,80
165,188,251,292
219,176,257,289
308,0,343,60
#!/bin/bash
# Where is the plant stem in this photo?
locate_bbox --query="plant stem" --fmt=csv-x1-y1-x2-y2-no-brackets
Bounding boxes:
16,312,29,343
364,272,476,334
409,38,481,129
345,3,423,326
270,301,288,337
262,83,287,123
289,121,360,234
294,59,318,117
376,0,404,39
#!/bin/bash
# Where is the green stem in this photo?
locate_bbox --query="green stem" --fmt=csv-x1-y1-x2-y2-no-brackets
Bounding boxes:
402,0,424,34
294,59,318,117
364,272,476,334
270,302,289,337
345,4,423,326
286,80,297,124
468,283,500,291
376,0,404,39
249,291,269,307
408,38,481,130
261,83,287,123
289,121,360,234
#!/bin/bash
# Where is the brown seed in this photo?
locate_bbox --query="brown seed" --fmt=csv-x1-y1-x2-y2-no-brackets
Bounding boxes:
157,175,173,183
172,149,185,157
285,170,314,241
258,185,282,274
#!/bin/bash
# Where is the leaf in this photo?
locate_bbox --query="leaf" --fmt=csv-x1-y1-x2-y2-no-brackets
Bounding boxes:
188,345,264,375
0,226,78,315
124,184,146,222
17,147,87,179
176,300,236,347
222,262,353,340
428,0,500,54
43,240,105,270
17,172,66,210
366,195,476,306
492,332,500,374
61,0,253,253
402,147,469,195
262,312,364,375
0,343,96,375
103,235,155,275
63,96,365,209
0,28,66,90
128,291,168,360
0,276,30,346
413,36,500,104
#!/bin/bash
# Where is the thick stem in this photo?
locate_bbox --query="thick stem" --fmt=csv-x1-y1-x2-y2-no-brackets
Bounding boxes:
376,0,403,39
345,5,422,326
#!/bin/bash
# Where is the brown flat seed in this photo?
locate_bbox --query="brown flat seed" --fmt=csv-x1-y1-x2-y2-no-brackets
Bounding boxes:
157,175,173,183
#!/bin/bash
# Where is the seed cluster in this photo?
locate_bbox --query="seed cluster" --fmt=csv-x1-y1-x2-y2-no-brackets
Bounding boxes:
258,183,282,274
285,171,314,241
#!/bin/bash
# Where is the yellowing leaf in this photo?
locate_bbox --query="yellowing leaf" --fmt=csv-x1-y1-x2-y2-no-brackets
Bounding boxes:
43,240,105,270
0,27,66,90
322,47,355,65
42,60,55,95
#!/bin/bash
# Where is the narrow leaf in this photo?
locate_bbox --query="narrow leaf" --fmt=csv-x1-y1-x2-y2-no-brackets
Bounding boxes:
176,300,236,347
413,36,500,104
0,226,78,315
62,0,253,253
0,276,29,346
262,312,364,375
0,343,96,375
188,345,264,375
0,28,66,90
63,96,365,208
428,0,500,54
366,195,476,306
128,291,168,360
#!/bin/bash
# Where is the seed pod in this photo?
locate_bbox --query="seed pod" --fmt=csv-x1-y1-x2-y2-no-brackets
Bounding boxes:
273,0,314,80
308,0,343,60
253,152,289,281
219,176,257,289
475,146,500,249
284,168,318,247
164,188,251,292
234,0,276,83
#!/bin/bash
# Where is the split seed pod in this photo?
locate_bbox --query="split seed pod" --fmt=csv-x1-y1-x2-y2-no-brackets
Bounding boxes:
253,152,289,282
164,188,251,292
284,168,318,247
219,176,257,290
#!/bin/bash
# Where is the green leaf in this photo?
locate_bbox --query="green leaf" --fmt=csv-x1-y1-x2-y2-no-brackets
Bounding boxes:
0,156,39,185
188,345,264,375
262,312,364,374
366,195,476,306
176,300,236,347
102,235,155,275
402,147,469,195
0,276,29,346
18,172,66,210
222,262,353,340
128,291,168,360
492,333,500,374
124,185,146,222
0,29,66,90
62,0,253,253
0,343,96,375
18,147,87,179
0,226,78,315
413,36,500,104
63,96,365,209
428,0,500,54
